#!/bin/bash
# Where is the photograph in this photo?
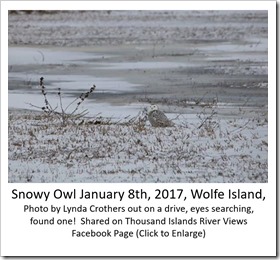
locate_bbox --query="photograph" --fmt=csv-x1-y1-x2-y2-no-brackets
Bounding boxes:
8,10,268,183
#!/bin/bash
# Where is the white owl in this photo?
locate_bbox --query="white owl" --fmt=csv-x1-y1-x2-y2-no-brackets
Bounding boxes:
147,105,174,127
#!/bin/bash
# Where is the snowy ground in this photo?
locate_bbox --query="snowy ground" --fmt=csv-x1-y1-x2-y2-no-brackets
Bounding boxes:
8,108,267,183
8,10,268,182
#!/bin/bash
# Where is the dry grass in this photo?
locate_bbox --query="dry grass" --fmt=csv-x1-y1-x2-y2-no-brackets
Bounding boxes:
8,108,268,183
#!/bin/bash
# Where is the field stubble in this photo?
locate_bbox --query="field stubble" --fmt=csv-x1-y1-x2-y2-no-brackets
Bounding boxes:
8,108,268,183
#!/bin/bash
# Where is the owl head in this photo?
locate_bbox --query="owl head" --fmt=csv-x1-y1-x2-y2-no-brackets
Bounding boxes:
147,104,159,114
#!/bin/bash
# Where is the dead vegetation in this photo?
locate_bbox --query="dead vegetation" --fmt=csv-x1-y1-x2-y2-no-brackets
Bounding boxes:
28,77,96,126
8,106,268,183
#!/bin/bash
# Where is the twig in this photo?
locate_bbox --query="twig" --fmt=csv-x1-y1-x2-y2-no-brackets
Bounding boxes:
70,85,96,116
197,110,217,129
58,88,65,114
40,77,54,112
64,97,80,112
31,77,96,125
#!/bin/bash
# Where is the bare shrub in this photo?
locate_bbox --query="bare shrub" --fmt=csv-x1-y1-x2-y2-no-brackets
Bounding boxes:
29,77,96,126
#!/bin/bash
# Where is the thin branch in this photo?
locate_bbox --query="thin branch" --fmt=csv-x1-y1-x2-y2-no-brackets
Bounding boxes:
64,97,80,112
57,88,65,114
197,111,217,129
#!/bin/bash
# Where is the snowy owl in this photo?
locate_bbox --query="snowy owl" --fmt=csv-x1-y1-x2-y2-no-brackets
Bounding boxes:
147,105,174,127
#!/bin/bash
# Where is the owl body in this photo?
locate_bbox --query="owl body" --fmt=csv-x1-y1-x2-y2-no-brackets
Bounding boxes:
147,105,174,127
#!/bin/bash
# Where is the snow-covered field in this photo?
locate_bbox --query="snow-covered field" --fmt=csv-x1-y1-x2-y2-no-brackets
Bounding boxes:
8,108,267,183
8,10,268,182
